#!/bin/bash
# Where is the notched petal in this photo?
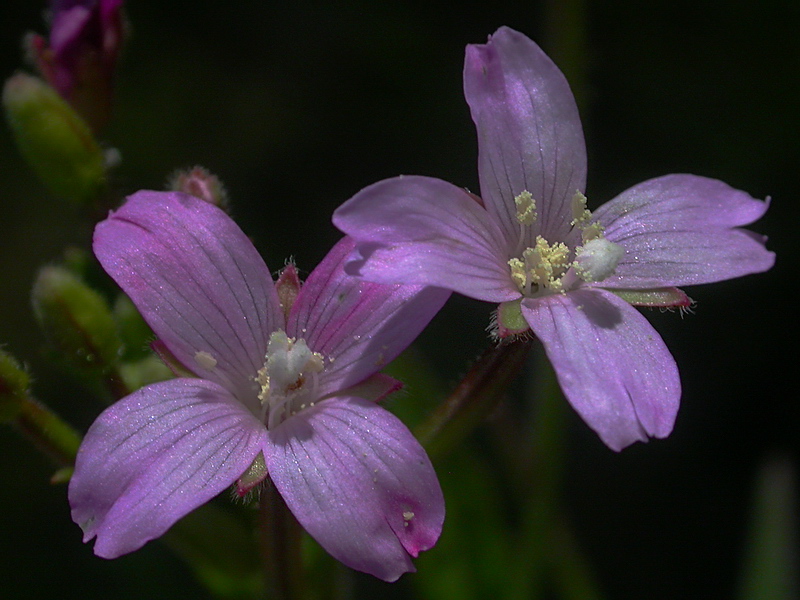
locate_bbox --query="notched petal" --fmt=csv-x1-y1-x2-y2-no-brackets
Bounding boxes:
94,190,282,403
68,379,267,558
264,397,444,581
596,174,775,288
522,289,680,451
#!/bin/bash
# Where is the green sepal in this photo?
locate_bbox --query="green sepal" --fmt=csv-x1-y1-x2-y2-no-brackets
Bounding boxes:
3,73,107,206
496,299,530,338
610,287,692,308
0,348,29,422
32,265,122,379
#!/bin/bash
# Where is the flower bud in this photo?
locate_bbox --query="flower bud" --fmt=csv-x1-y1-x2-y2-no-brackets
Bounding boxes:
275,263,301,320
0,349,30,422
26,0,126,132
32,265,121,378
168,166,229,209
3,73,106,206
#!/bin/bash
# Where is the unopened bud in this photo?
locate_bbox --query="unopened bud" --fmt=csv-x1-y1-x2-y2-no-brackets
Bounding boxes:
168,166,229,208
275,263,301,321
26,0,127,132
32,265,121,377
3,73,106,206
0,349,30,422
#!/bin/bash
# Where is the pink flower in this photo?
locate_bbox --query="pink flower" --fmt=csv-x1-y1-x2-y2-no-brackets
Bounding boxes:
69,191,449,581
333,27,775,451
28,0,125,130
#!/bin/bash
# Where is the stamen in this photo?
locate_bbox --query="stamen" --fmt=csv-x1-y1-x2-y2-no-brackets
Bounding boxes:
508,236,571,295
569,191,606,242
507,191,619,298
570,191,592,227
508,257,528,292
514,190,537,225
581,222,604,243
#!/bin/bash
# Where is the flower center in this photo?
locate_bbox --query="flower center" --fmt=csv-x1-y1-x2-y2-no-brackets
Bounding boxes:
508,190,624,297
256,330,325,429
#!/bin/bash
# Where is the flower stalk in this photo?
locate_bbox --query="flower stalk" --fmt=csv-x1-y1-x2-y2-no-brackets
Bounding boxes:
259,479,307,600
1,348,81,470
13,394,81,470
415,337,532,460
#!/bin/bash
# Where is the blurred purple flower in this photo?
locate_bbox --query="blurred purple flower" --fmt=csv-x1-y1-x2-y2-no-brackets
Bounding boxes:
333,27,775,451
28,0,124,130
68,191,449,581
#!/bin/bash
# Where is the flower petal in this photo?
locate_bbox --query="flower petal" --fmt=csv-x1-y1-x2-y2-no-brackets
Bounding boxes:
464,26,587,245
68,378,268,558
594,174,775,288
94,191,282,408
333,176,517,302
522,289,680,451
265,396,444,582
287,237,450,395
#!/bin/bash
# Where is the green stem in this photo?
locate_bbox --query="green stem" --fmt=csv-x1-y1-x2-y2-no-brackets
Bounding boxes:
259,478,306,600
415,338,533,460
548,512,604,600
509,351,604,600
13,394,81,469
511,351,565,599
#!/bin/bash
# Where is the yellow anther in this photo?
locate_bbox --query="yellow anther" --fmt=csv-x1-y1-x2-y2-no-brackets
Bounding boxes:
508,257,528,289
570,191,606,242
514,190,537,225
581,222,605,243
571,191,592,227
510,236,572,294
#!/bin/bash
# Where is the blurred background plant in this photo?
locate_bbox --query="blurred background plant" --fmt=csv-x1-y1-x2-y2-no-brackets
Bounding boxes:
1,1,796,599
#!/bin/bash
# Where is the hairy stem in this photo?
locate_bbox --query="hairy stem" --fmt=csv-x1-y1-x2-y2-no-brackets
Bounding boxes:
13,395,81,469
416,337,533,460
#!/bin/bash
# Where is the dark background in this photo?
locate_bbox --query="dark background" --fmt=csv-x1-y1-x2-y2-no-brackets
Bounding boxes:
1,1,796,598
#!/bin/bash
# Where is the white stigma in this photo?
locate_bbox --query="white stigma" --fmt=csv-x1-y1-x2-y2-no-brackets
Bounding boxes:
574,238,625,283
256,330,324,429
